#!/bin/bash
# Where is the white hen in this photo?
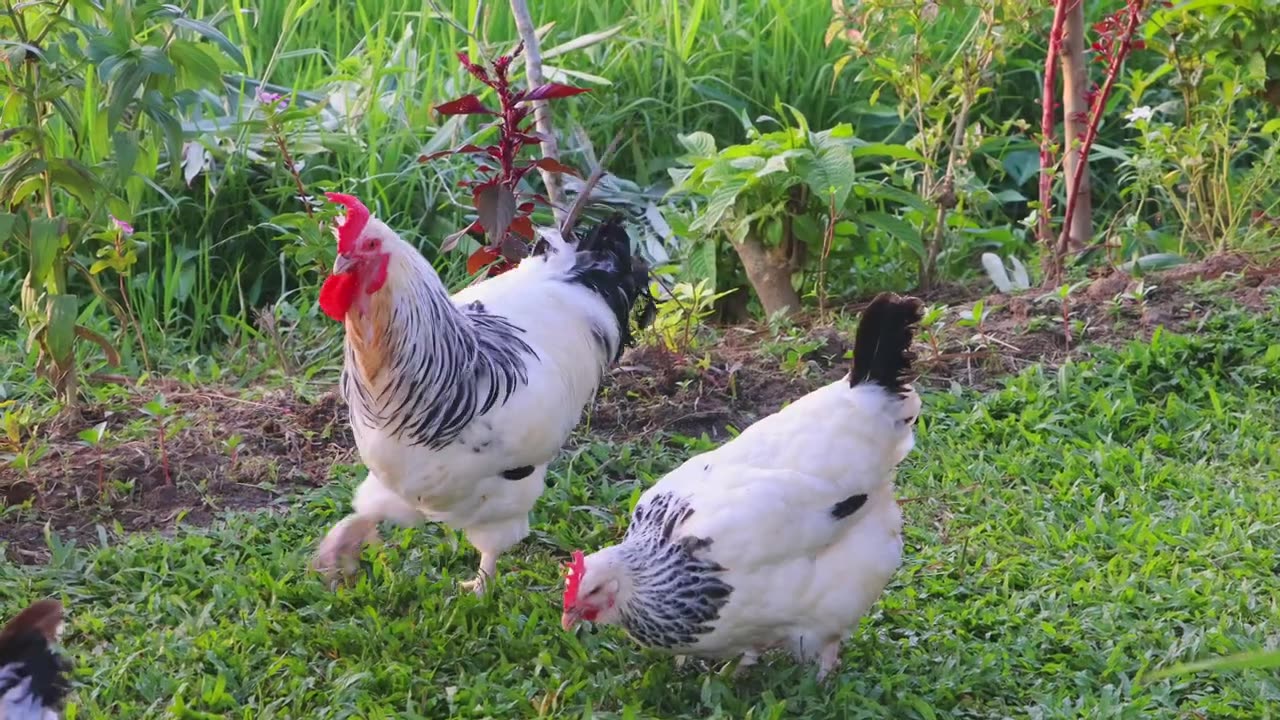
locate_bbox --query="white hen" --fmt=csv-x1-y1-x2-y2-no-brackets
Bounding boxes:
560,292,923,681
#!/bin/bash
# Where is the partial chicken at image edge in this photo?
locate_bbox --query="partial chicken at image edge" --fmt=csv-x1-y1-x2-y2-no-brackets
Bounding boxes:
0,598,70,720
561,292,924,683
311,192,654,595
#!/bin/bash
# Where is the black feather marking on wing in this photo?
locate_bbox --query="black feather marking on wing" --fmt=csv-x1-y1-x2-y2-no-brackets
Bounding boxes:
500,465,535,480
0,630,71,713
849,292,925,395
554,214,656,362
615,493,734,650
341,281,536,451
830,493,869,519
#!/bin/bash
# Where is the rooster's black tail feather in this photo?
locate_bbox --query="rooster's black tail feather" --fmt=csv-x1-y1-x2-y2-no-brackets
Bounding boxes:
563,214,655,361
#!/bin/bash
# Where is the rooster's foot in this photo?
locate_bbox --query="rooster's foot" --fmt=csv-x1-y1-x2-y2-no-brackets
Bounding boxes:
460,553,497,596
311,514,380,587
459,574,488,596
733,650,760,677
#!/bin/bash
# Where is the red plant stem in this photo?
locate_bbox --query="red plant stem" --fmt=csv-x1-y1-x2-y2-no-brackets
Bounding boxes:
158,424,171,487
1055,2,1144,263
1039,0,1071,251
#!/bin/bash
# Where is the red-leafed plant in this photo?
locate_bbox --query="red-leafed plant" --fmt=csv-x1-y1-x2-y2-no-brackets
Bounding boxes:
1040,0,1162,284
423,43,589,277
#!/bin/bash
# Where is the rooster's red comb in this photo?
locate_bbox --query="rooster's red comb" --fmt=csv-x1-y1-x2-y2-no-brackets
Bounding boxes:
325,192,370,254
562,550,586,606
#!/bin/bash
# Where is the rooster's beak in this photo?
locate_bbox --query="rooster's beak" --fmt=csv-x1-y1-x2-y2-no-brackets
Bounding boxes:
561,609,582,631
333,254,359,274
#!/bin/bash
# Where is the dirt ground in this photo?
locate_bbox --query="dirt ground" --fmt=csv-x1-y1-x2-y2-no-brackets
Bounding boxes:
2,254,1277,562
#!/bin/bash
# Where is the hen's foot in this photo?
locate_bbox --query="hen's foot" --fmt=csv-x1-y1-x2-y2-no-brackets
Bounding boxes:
733,650,760,677
311,515,379,587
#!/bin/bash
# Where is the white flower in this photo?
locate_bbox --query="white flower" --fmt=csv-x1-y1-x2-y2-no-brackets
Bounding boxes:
1125,106,1155,124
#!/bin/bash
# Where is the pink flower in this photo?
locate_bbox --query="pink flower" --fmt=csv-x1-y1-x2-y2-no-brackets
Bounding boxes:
110,215,134,235
256,88,289,110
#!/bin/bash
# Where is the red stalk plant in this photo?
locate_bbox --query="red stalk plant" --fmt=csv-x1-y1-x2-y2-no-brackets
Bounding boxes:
1039,0,1164,283
422,43,589,277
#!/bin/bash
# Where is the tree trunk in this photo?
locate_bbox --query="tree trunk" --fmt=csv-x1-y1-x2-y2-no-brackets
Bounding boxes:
509,0,568,227
1060,0,1092,251
733,230,801,319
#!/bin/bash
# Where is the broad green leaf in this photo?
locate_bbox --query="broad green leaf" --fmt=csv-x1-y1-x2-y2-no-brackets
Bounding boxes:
29,217,64,288
850,142,929,164
856,182,931,212
691,177,747,234
48,158,104,209
800,143,857,207
169,39,224,87
1262,118,1280,136
686,239,718,291
678,132,717,158
728,156,767,172
138,46,175,76
0,213,16,244
755,154,791,179
0,151,45,202
113,131,139,185
46,294,80,366
861,211,924,257
172,17,246,69
107,61,146,131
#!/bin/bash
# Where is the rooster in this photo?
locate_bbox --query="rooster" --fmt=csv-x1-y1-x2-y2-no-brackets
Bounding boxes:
312,192,651,594
560,292,922,680
1,598,70,720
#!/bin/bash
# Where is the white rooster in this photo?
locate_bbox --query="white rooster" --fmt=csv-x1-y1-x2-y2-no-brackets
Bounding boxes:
311,193,651,594
1,598,69,720
560,292,922,680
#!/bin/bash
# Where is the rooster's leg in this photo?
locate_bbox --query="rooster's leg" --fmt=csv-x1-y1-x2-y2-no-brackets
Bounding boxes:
815,641,842,684
311,514,380,584
312,472,421,586
460,552,498,596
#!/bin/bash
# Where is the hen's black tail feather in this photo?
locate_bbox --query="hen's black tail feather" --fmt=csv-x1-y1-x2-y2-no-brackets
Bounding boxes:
0,599,71,714
563,214,655,361
850,292,924,394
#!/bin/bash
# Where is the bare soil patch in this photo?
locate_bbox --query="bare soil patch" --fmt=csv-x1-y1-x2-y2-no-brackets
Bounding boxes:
3,253,1276,562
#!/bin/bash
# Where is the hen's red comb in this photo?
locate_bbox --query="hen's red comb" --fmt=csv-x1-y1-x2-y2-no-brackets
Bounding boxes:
562,550,586,606
325,192,370,254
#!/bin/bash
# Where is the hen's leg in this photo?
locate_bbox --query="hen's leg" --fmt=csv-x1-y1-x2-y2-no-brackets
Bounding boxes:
312,472,421,585
458,466,545,595
815,641,842,684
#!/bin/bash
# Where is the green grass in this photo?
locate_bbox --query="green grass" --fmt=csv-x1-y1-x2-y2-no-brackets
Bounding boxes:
4,295,1280,718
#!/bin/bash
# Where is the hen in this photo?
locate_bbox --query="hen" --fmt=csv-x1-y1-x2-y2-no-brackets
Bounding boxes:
312,193,651,594
560,292,923,680
1,598,69,720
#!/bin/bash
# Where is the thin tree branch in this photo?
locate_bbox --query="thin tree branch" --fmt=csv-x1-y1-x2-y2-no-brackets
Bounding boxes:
560,129,625,237
508,0,568,227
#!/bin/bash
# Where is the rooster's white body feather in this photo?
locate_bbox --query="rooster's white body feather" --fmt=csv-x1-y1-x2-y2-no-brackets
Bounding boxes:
315,211,649,592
